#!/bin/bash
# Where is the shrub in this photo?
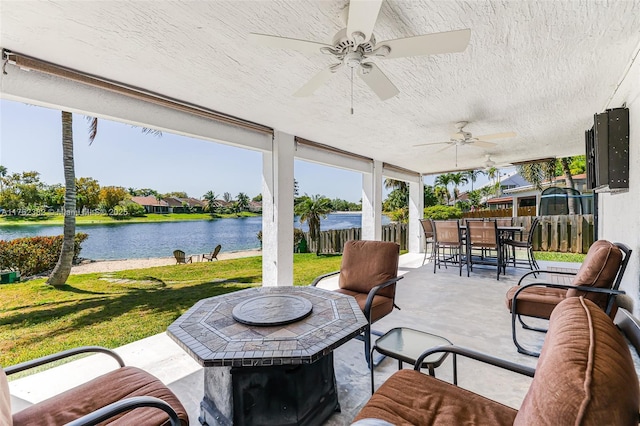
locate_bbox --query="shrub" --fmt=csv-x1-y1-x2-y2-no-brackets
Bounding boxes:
0,233,88,277
122,201,146,217
423,205,463,220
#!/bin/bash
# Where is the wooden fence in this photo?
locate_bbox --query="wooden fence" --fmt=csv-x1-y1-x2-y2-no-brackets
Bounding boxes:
304,215,593,254
464,207,536,218
304,223,407,254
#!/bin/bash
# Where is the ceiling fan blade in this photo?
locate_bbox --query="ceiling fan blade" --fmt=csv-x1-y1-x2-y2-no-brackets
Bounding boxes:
436,144,454,153
379,29,471,59
347,0,383,42
469,140,497,148
413,141,448,147
293,67,335,97
475,131,517,140
357,63,399,101
248,33,330,54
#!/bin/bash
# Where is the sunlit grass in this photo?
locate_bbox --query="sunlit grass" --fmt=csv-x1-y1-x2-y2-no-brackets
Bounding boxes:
0,212,258,226
533,251,586,263
0,254,342,366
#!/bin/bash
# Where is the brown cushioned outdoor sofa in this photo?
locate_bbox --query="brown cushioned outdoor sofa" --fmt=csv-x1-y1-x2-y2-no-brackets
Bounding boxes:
353,297,640,425
1,346,188,426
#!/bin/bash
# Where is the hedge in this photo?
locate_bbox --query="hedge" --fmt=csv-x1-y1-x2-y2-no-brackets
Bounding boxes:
0,233,88,277
423,205,463,220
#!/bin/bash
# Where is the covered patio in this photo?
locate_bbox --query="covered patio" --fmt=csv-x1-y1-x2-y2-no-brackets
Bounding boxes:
8,256,640,424
2,1,640,424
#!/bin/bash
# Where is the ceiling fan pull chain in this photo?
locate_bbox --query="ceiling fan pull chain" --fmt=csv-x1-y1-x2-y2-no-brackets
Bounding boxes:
351,67,354,115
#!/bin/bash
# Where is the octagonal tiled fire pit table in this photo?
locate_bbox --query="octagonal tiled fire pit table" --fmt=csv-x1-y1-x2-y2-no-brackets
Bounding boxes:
167,286,368,426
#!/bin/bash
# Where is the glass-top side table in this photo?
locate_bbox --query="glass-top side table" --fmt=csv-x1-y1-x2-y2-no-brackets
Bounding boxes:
371,327,455,394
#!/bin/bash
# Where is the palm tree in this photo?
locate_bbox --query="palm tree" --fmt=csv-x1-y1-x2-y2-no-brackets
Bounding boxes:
0,165,7,192
223,192,232,203
450,173,468,201
237,192,250,212
48,115,161,286
47,112,80,286
463,169,485,191
294,194,332,255
203,190,218,215
434,173,453,204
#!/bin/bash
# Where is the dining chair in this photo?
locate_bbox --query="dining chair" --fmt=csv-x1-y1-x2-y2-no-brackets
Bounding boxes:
432,220,464,276
465,220,505,280
419,219,435,265
502,218,539,271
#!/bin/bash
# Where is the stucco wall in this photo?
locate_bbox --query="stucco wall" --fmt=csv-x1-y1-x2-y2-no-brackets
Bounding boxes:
598,47,640,316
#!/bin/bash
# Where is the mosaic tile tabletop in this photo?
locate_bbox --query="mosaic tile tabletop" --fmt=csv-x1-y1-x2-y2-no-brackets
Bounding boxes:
167,286,368,367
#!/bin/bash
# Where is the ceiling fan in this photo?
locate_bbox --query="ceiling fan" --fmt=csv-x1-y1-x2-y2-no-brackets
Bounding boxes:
248,0,471,103
415,121,517,153
415,121,516,166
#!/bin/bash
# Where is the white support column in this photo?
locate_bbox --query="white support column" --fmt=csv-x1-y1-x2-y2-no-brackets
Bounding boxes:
408,178,424,253
261,131,295,287
535,193,541,216
512,195,518,217
362,160,383,240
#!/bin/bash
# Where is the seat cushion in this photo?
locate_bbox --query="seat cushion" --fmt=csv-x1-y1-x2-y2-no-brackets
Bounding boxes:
505,285,567,319
514,297,639,426
566,240,622,309
335,289,393,323
12,366,188,426
0,369,12,426
339,240,399,299
353,369,517,426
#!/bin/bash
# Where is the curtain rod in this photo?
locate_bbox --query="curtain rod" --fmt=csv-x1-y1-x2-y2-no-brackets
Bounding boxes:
2,49,273,135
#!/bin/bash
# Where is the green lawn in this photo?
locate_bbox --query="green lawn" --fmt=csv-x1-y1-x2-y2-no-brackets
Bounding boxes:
533,251,586,263
0,254,342,366
0,212,259,226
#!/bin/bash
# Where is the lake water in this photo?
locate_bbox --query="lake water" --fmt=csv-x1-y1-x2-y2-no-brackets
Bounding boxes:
0,213,389,260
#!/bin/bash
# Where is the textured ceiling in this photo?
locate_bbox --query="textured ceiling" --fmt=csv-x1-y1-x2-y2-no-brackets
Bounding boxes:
2,0,639,174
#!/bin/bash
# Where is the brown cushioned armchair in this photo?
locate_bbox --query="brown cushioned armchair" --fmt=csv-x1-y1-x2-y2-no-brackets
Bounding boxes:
312,240,402,368
2,346,188,426
354,297,640,425
505,240,631,356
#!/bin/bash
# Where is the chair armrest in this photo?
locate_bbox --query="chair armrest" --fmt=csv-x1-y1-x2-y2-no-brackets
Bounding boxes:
414,345,535,378
64,396,181,426
516,269,577,286
5,346,124,376
310,270,340,286
363,276,404,319
512,282,625,316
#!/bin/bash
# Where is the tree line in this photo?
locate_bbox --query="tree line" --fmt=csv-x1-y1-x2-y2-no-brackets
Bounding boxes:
382,156,586,222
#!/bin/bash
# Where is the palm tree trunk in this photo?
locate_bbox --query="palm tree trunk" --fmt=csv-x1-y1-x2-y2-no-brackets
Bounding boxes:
48,111,76,286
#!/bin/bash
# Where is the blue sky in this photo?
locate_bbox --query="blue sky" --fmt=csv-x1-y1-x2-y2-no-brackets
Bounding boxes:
0,99,372,202
0,99,493,202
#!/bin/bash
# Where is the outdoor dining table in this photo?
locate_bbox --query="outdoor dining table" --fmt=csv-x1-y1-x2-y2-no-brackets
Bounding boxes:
167,285,368,426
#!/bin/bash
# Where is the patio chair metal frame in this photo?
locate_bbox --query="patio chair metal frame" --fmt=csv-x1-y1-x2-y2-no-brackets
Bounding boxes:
311,240,403,369
419,219,435,265
432,220,464,276
202,244,222,261
465,220,505,280
4,346,183,426
502,217,540,272
509,241,631,356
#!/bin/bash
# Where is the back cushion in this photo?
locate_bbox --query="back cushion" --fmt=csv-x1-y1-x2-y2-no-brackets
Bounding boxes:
566,240,622,308
514,297,639,425
339,240,399,299
0,368,12,426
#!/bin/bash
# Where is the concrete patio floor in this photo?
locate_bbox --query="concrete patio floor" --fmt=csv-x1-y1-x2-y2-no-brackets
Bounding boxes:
9,253,640,425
